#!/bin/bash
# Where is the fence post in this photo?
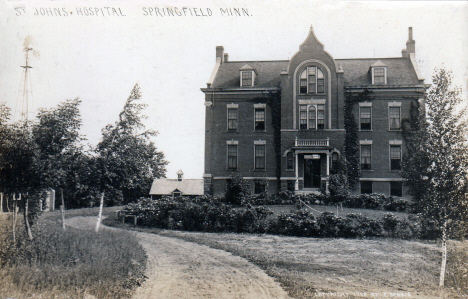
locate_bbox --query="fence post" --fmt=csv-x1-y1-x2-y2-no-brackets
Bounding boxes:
60,205,66,230
95,193,104,232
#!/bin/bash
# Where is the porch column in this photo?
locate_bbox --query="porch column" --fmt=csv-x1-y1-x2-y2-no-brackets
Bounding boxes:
295,153,299,190
326,152,330,176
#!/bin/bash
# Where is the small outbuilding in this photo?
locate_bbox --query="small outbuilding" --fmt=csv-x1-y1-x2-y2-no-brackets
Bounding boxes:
149,170,204,199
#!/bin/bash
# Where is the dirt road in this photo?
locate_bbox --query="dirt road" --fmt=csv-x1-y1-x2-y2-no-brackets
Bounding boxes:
65,217,290,299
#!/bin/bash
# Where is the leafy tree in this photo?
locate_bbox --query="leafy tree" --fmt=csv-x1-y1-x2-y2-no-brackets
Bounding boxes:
402,68,468,287
33,98,86,205
0,107,41,239
96,84,167,204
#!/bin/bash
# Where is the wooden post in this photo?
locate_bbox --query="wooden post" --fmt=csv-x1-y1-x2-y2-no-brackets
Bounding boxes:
95,193,104,232
439,220,447,287
0,192,3,213
6,193,10,213
12,193,17,242
61,188,65,209
24,195,33,240
60,205,66,230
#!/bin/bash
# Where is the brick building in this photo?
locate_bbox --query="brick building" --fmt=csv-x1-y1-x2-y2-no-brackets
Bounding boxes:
201,26,427,198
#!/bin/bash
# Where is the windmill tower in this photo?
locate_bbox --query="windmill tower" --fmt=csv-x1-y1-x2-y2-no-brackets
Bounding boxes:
15,36,39,122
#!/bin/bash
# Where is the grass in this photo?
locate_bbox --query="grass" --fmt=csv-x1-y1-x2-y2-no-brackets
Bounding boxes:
104,214,461,298
0,206,146,299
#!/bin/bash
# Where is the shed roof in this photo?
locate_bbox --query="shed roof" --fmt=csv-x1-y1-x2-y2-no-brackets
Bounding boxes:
149,179,204,196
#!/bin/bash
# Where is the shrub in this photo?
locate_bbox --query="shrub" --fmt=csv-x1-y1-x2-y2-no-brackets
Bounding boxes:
317,212,347,237
383,196,408,212
225,175,251,205
326,174,350,203
274,210,319,237
345,214,383,238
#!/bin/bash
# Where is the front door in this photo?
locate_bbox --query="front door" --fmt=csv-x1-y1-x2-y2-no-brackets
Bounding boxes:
304,157,321,188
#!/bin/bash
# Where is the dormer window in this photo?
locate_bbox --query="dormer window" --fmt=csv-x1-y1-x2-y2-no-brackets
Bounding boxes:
241,71,253,86
299,66,325,94
370,60,387,84
239,64,256,87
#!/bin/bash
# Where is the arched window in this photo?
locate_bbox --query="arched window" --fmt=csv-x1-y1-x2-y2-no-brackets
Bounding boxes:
299,66,325,94
331,152,339,171
286,152,294,170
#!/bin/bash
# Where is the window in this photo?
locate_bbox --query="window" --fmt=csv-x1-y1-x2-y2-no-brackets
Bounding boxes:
373,68,386,84
177,174,183,182
254,108,265,131
389,107,401,130
241,71,253,86
331,152,339,172
300,105,308,130
361,181,373,194
286,152,294,170
390,145,402,170
254,180,266,195
299,66,325,94
287,180,295,192
227,107,238,131
308,106,316,129
361,145,371,170
227,144,238,169
390,182,403,197
254,145,266,170
360,107,372,130
300,71,307,94
299,104,324,130
317,71,324,93
172,190,182,198
308,67,316,93
317,104,325,130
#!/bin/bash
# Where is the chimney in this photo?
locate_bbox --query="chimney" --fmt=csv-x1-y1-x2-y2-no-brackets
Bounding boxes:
216,46,224,64
224,53,229,62
405,27,415,56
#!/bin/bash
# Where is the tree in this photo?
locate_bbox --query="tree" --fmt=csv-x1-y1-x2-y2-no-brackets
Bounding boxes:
33,98,86,205
402,68,468,287
0,106,41,240
96,84,167,204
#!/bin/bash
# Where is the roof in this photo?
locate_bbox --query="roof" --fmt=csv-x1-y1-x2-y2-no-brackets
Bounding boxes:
149,178,204,196
211,61,288,88
209,57,420,89
336,57,420,85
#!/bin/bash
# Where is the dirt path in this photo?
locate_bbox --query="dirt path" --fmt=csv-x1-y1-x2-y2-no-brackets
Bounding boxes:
65,217,290,299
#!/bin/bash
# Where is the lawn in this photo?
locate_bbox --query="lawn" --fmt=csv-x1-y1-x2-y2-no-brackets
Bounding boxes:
105,211,463,299
0,206,146,299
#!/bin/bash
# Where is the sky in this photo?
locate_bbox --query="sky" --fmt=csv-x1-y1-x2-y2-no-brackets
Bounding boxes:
0,0,467,179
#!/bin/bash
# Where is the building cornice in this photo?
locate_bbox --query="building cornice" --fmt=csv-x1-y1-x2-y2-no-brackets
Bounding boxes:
201,87,280,94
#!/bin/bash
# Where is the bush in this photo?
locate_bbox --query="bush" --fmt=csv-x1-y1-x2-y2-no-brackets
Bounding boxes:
339,193,408,212
122,196,435,240
224,175,251,205
274,210,319,237
326,174,350,203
